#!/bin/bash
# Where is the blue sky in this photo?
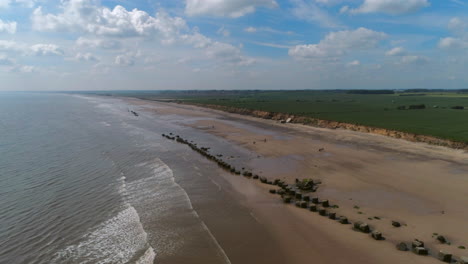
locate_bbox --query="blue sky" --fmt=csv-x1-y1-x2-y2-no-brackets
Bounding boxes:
1,0,468,90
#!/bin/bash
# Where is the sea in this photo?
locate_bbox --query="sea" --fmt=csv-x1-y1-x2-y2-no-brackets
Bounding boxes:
0,93,232,264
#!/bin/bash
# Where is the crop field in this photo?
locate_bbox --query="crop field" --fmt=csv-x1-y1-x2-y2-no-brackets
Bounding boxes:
115,90,468,143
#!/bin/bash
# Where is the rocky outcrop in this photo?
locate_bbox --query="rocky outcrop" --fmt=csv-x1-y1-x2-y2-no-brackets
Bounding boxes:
187,103,468,151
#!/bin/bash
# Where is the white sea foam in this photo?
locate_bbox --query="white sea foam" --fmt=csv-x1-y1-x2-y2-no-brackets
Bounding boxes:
53,206,151,264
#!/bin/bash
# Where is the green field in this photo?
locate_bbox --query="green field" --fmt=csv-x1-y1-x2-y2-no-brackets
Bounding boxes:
116,90,468,143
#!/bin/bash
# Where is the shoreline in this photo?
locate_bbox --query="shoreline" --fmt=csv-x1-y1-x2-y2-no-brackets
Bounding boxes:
177,101,468,151
124,97,467,264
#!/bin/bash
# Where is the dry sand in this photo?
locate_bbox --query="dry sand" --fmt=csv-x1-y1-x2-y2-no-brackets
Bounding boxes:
130,98,467,264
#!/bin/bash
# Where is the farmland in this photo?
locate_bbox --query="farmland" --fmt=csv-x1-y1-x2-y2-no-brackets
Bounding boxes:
119,90,468,143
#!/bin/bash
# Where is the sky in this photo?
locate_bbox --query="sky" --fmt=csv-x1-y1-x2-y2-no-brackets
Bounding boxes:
0,0,468,91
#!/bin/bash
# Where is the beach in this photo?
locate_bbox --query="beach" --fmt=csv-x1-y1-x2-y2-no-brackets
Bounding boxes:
127,97,467,264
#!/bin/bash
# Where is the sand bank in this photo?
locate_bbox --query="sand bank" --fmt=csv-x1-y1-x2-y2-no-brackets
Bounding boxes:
128,98,467,264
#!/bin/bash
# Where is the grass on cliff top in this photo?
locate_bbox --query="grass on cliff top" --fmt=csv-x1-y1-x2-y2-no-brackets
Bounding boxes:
130,90,468,143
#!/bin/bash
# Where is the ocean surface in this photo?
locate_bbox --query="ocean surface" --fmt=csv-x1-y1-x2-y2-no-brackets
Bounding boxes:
0,93,230,264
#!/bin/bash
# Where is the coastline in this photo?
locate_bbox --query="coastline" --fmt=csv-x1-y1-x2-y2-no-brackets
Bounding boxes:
181,102,468,151
125,97,467,264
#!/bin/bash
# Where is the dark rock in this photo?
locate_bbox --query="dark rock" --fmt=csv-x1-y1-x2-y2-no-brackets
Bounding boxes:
260,177,267,183
311,197,319,204
413,247,428,255
321,200,329,207
437,235,447,244
412,239,424,249
303,195,310,201
396,242,408,251
371,231,383,240
283,196,292,203
300,201,308,208
319,208,327,216
354,221,363,230
328,212,336,220
253,175,259,179
338,216,349,224
359,223,371,233
295,193,302,199
392,221,401,227
295,201,301,207
309,205,317,212
459,256,468,264
437,251,452,263
269,189,277,194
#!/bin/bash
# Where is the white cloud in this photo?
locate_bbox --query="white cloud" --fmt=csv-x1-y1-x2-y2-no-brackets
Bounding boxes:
0,0,37,8
32,0,187,42
0,55,14,65
401,55,429,64
244,26,294,35
385,47,406,56
217,26,230,37
245,27,257,33
30,44,64,56
0,19,17,34
291,0,342,28
348,0,430,15
74,52,99,62
289,27,387,59
185,0,278,18
115,51,140,66
205,42,255,66
0,40,24,53
438,37,468,49
347,60,360,66
76,37,121,50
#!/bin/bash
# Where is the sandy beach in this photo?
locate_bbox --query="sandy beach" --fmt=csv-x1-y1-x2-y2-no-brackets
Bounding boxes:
127,97,467,264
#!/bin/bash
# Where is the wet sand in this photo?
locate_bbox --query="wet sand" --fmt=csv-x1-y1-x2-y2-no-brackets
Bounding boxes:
129,98,467,264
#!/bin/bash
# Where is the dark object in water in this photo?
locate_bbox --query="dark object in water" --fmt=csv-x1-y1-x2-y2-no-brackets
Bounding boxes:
130,110,139,116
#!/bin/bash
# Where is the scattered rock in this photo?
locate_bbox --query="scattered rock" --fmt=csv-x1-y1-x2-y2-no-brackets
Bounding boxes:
319,208,327,216
359,223,371,233
413,247,428,256
328,212,336,220
437,235,447,244
437,251,452,263
300,201,308,208
412,239,425,249
269,189,277,194
338,216,349,224
295,193,302,200
309,205,317,212
311,197,319,204
396,242,408,251
283,197,291,203
303,195,310,201
371,231,383,240
321,200,329,207
458,256,468,264
392,221,401,227
295,201,301,207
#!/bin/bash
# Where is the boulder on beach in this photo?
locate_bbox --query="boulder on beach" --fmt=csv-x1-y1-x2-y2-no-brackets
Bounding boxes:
328,212,336,220
319,208,327,216
392,221,401,227
300,201,308,208
321,200,329,207
412,239,424,249
303,195,310,201
371,231,383,240
311,197,319,204
338,216,349,224
437,251,452,263
359,223,371,233
413,247,428,255
283,196,292,203
396,242,408,251
459,256,468,264
295,193,302,199
309,205,317,212
437,235,447,244
269,189,277,194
